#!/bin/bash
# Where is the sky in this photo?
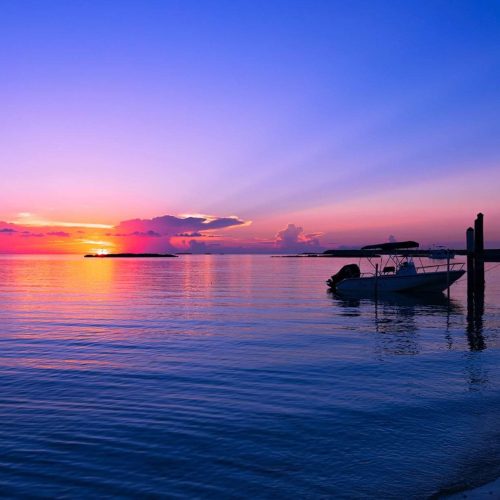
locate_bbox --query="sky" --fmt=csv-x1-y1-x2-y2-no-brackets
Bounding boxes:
1,0,499,253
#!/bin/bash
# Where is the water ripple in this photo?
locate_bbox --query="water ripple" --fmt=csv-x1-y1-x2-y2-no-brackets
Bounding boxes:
0,255,498,497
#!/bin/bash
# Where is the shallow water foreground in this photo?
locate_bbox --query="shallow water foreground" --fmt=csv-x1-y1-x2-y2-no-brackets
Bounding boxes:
0,255,499,497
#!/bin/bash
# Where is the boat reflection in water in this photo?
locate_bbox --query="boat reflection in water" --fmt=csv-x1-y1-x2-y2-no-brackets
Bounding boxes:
334,289,460,308
332,290,464,356
333,287,487,359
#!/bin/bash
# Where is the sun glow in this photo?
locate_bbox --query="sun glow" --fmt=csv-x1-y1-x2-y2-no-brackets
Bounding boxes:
81,240,114,247
10,214,113,229
25,221,113,229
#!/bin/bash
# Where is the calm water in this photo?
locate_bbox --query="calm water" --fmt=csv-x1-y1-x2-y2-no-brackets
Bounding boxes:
0,255,499,498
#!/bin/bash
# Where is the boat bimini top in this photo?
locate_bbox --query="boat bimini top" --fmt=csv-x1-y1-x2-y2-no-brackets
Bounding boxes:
361,241,419,251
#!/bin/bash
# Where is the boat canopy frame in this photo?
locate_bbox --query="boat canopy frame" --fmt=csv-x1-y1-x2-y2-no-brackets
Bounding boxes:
359,243,463,277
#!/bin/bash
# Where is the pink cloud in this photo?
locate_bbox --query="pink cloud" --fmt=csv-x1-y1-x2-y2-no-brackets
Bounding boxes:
275,224,323,253
115,214,245,236
111,214,248,252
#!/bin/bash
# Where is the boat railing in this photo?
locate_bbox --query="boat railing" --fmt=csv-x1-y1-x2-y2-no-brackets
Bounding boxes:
416,262,465,273
359,270,400,277
358,261,464,278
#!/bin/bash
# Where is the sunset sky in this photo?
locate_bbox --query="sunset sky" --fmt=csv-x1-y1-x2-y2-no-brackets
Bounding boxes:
1,0,500,253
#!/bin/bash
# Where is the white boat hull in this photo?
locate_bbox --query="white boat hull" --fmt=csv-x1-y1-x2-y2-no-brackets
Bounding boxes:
336,270,465,293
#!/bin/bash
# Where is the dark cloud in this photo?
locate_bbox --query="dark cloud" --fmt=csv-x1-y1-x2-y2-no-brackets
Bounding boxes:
111,230,162,238
21,231,44,238
0,228,17,234
176,231,202,237
131,230,161,237
47,231,71,237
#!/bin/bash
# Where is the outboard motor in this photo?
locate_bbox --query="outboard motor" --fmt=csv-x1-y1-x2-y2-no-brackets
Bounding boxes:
326,264,360,290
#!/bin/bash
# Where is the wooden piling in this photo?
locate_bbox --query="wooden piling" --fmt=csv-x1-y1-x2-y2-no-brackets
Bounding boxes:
466,214,486,350
474,213,484,254
474,213,485,293
466,227,475,296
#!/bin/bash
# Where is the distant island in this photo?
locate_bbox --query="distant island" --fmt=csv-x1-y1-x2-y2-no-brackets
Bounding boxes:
84,253,178,258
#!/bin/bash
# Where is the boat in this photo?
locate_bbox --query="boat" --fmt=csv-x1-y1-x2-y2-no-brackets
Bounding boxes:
326,241,465,293
428,245,456,260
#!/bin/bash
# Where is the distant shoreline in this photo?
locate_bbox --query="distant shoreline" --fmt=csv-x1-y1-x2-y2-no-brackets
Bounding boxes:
84,253,178,258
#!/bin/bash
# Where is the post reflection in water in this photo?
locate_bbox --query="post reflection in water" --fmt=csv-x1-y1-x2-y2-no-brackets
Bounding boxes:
467,282,486,351
332,285,496,395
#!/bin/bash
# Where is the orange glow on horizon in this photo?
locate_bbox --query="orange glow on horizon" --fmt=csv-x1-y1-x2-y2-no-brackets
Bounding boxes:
12,219,113,229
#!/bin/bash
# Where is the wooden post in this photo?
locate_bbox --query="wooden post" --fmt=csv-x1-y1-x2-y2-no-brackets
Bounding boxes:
466,227,475,299
474,213,484,254
474,213,485,294
466,215,486,351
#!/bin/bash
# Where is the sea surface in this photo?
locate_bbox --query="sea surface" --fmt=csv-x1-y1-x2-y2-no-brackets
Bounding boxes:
0,254,499,498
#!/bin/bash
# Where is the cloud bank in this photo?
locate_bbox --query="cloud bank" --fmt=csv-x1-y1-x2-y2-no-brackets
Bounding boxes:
114,214,246,237
109,214,248,252
0,213,251,253
1,214,328,254
0,221,78,253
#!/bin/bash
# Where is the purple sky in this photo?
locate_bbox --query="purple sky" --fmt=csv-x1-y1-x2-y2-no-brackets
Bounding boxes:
1,1,499,253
